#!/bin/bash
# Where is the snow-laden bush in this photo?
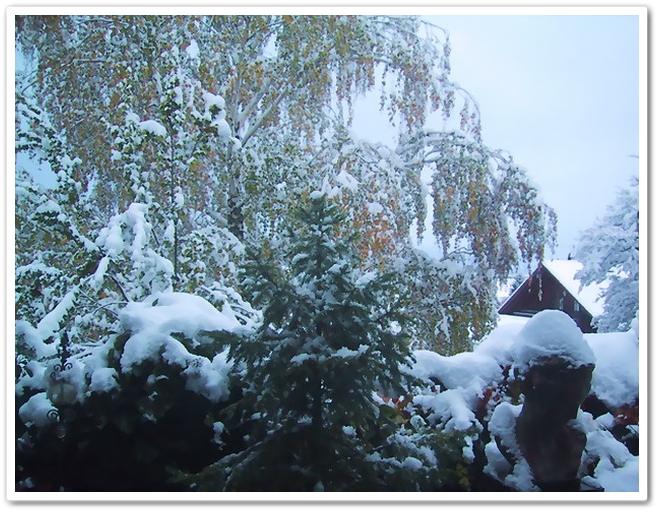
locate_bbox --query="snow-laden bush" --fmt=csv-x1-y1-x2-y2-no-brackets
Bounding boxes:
15,290,260,492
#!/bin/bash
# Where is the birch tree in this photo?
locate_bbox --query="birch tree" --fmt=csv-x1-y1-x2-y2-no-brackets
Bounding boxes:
15,14,556,357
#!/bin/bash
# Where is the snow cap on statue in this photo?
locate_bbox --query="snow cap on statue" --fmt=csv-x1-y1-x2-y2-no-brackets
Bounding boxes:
511,310,596,374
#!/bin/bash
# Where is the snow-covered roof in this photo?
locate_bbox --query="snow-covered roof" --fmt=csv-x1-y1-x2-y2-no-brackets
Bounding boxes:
543,259,608,317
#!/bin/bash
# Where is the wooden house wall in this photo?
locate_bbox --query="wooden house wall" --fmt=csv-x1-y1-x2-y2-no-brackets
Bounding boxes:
499,266,596,333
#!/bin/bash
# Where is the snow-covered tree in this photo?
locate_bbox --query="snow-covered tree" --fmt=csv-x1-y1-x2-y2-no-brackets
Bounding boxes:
574,176,639,332
190,192,460,491
398,131,557,352
15,15,447,234
15,15,556,354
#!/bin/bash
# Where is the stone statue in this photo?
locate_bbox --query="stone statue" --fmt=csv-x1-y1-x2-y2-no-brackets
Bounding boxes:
485,310,600,491
514,355,594,491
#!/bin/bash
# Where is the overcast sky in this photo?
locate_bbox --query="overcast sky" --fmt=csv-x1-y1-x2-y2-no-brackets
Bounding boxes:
353,11,641,262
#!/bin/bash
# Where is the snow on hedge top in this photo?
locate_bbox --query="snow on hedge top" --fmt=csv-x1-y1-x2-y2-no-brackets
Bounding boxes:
511,310,595,374
478,313,639,410
118,292,256,402
544,259,607,317
409,350,503,433
120,292,252,343
411,350,502,390
586,328,639,408
473,314,527,366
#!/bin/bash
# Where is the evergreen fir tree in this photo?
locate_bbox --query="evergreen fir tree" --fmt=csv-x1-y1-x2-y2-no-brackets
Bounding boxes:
216,191,418,491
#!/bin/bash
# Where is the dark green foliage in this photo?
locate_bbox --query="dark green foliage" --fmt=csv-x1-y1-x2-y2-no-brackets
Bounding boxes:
16,388,219,492
206,192,422,491
15,332,240,492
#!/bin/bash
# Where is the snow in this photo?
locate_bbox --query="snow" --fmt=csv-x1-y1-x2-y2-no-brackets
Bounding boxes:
402,456,424,470
125,111,140,125
173,189,185,209
484,402,538,491
91,255,110,290
355,270,378,287
413,350,503,390
407,309,640,492
290,353,312,365
163,219,176,243
544,259,608,317
94,203,176,287
342,425,357,437
333,345,369,358
594,457,639,492
203,91,225,111
35,198,61,215
18,392,57,429
413,387,478,432
336,169,360,191
511,309,596,374
473,315,525,366
119,292,254,351
35,287,79,341
87,367,119,394
200,91,232,140
138,119,168,137
186,39,200,60
586,329,639,409
212,117,232,139
97,210,127,257
485,311,639,413
15,320,58,360
366,201,384,215
410,351,492,434
212,421,225,445
117,291,258,401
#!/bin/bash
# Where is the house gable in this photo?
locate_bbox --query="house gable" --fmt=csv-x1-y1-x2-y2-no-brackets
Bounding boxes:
498,261,600,333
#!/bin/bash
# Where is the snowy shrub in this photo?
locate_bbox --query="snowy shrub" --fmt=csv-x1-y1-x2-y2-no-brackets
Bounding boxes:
15,291,259,491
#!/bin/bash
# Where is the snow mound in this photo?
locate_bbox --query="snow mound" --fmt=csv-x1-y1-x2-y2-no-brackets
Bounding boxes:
120,291,251,342
472,315,528,366
18,392,57,429
412,350,502,390
511,310,595,373
410,350,503,433
118,292,256,402
586,329,639,409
